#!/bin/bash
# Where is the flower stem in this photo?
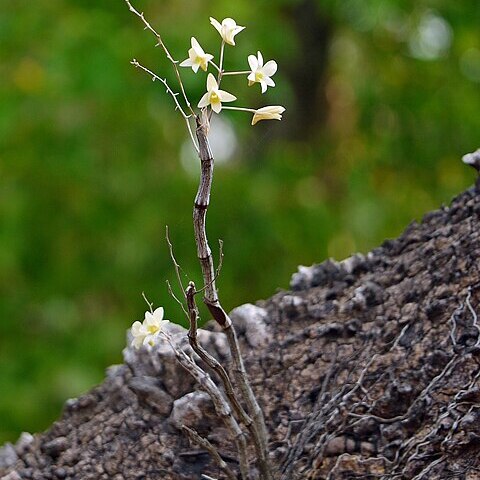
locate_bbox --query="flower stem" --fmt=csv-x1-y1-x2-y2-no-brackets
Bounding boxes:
222,70,250,76
222,106,257,113
210,61,221,73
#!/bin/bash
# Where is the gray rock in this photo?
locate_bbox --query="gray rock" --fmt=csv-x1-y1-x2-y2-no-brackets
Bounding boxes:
230,303,270,348
169,391,212,430
0,444,17,470
128,376,173,416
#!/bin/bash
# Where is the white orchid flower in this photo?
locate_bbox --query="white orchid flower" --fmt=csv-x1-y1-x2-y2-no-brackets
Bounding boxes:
251,106,285,125
247,51,277,94
180,37,214,73
198,73,237,113
130,306,169,349
210,17,245,46
131,320,148,349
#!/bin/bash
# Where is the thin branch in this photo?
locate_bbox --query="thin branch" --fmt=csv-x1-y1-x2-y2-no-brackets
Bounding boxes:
165,226,187,299
124,0,196,117
185,281,262,436
130,59,198,151
141,291,154,313
182,426,237,480
166,280,189,318
163,333,250,480
194,239,224,295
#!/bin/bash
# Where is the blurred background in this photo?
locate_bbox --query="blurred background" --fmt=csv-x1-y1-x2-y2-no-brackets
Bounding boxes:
1,0,479,443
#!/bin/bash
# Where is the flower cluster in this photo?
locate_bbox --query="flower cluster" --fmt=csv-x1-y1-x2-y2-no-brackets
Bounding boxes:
179,16,285,125
131,306,169,349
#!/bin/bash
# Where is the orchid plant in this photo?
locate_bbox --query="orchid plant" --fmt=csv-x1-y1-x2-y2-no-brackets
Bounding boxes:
126,6,285,151
125,3,280,480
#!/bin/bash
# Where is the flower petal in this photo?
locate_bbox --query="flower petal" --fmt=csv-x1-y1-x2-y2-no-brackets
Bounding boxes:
211,100,222,113
153,306,164,320
131,321,143,336
223,18,237,29
260,80,268,94
198,92,210,108
257,51,264,67
206,73,218,91
210,17,222,35
263,60,278,77
248,54,258,72
264,77,276,87
191,37,204,56
180,58,193,67
131,335,144,349
218,90,237,102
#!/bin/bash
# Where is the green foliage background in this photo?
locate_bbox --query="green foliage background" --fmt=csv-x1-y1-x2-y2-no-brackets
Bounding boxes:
1,0,479,443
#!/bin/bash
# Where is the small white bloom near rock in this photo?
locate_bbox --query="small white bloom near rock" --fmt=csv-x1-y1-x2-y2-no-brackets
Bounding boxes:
210,17,245,46
131,306,169,349
247,51,277,93
198,73,237,113
251,105,285,125
180,37,214,73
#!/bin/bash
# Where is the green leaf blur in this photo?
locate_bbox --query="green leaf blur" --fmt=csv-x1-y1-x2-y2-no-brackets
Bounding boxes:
1,0,478,442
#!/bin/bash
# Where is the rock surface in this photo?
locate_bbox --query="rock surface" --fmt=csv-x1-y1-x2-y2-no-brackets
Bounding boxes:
1,185,480,479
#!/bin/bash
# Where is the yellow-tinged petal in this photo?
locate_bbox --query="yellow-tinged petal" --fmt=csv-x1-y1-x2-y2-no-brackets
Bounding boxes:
211,99,222,113
251,106,285,125
247,52,278,92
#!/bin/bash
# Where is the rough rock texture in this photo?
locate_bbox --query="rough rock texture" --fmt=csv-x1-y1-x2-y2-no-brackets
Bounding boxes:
1,185,480,480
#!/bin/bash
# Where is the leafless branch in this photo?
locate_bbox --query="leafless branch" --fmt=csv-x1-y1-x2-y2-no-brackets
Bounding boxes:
163,333,250,480
124,0,196,118
182,426,238,480
130,59,198,151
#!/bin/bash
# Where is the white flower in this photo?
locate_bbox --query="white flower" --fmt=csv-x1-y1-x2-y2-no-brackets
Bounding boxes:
180,37,214,73
130,306,169,349
131,320,148,349
251,106,285,125
210,17,245,46
198,73,237,113
247,51,277,94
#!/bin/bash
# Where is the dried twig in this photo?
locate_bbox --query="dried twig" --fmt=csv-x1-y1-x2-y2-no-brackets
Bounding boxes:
163,333,250,480
182,425,237,480
130,59,198,151
124,0,196,117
